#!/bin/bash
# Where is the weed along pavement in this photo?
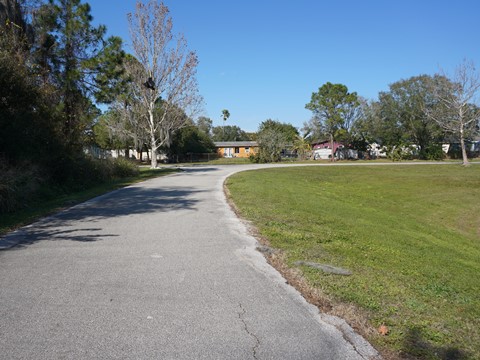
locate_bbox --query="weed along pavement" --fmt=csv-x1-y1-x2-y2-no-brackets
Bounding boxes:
0,164,380,359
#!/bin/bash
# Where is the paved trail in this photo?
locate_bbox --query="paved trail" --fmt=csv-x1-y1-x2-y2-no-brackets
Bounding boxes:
0,165,379,359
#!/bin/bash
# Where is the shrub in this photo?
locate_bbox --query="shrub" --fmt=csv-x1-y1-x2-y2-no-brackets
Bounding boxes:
47,155,139,191
0,156,140,215
249,153,260,163
0,161,46,213
111,157,139,178
424,144,445,160
386,145,415,161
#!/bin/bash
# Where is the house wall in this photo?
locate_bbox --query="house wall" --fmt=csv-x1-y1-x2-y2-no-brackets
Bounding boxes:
313,141,344,152
216,146,257,158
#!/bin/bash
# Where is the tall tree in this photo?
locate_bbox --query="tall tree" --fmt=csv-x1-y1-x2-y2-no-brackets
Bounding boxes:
358,98,406,149
221,109,230,140
127,0,201,168
0,0,34,62
426,60,480,165
106,54,150,159
0,46,63,165
376,75,443,159
305,82,359,161
35,0,125,148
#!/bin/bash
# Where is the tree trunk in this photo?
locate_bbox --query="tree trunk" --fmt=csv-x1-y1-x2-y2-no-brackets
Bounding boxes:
149,109,157,168
459,128,470,166
330,133,335,162
151,139,158,168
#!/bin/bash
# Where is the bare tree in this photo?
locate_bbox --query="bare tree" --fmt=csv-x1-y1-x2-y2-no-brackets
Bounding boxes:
127,0,202,168
111,55,150,159
427,60,480,165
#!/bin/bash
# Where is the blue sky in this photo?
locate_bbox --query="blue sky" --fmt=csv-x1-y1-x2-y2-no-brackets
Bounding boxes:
88,0,480,132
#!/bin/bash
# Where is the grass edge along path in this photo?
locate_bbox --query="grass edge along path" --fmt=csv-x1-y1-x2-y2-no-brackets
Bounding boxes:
225,165,480,360
0,167,180,237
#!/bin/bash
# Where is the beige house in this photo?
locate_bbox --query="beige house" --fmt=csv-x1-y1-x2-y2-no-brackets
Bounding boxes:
214,141,258,158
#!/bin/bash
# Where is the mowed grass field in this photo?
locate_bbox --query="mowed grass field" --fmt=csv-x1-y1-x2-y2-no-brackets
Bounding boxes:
226,165,480,359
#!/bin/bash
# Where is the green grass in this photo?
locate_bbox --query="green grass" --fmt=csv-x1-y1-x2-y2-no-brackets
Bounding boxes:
0,167,179,236
226,165,480,359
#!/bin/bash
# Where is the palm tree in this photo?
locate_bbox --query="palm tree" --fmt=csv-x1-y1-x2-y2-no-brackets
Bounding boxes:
221,109,230,140
293,132,312,160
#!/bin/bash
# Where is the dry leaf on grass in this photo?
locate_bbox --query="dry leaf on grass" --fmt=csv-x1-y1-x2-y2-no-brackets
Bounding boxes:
378,324,389,336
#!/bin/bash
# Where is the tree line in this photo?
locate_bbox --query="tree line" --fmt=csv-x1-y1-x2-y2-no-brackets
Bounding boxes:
168,65,480,165
304,64,480,165
0,0,203,213
1,0,479,208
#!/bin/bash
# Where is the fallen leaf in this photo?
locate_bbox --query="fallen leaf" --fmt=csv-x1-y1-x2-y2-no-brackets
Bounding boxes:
378,324,389,336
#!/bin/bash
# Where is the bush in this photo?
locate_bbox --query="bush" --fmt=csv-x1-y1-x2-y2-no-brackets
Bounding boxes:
424,144,445,160
51,155,140,190
386,145,415,161
0,161,46,213
249,153,260,163
111,157,139,178
0,156,140,215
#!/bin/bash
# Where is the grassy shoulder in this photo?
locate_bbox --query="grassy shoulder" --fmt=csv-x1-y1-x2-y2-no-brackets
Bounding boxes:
0,167,179,236
225,165,480,359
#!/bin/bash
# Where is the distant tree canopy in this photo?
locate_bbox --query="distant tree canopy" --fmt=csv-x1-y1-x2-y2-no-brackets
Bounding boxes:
254,119,298,163
366,75,445,159
212,125,251,141
305,82,360,160
258,119,298,143
164,125,216,162
196,116,213,136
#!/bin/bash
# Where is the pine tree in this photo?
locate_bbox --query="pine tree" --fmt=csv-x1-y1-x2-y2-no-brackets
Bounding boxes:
35,0,125,148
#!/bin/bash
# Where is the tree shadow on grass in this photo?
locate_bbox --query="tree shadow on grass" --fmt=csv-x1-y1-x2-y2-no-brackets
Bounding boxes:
0,186,203,251
402,326,468,360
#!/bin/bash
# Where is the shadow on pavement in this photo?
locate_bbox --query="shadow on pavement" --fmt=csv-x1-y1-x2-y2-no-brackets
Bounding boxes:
0,186,203,251
180,167,219,173
56,186,203,222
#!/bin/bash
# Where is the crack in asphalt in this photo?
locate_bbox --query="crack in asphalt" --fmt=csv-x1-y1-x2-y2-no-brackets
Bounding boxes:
321,315,382,360
238,303,260,360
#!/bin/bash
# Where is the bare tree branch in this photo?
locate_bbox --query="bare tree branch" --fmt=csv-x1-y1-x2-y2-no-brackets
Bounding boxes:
127,0,202,168
426,60,480,165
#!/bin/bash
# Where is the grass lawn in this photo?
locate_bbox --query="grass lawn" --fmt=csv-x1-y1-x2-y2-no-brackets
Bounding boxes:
0,167,179,236
226,165,480,359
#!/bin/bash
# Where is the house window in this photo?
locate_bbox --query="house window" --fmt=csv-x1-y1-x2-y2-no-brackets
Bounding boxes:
234,147,240,154
245,147,250,153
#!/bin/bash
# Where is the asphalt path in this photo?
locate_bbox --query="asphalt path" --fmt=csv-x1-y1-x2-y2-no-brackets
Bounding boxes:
0,164,380,359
